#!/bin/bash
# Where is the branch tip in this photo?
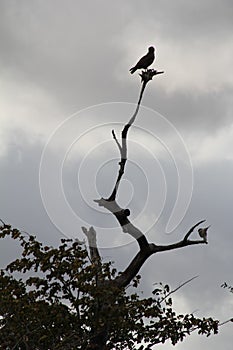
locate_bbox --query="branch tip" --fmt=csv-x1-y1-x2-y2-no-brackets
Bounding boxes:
139,69,164,83
184,220,206,241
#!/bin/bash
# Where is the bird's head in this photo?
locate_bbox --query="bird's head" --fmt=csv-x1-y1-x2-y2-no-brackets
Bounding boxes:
148,46,155,52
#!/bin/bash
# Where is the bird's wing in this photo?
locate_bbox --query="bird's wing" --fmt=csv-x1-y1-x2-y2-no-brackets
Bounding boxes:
135,54,148,68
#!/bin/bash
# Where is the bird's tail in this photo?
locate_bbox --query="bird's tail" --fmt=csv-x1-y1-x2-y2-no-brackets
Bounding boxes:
129,66,137,74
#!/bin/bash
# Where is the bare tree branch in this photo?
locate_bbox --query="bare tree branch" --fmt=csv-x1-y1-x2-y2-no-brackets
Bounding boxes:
94,198,149,250
108,70,163,202
157,275,199,305
183,220,206,241
152,238,207,253
219,318,233,326
114,247,153,288
114,222,208,288
94,68,209,291
82,226,101,264
95,70,164,253
111,130,122,153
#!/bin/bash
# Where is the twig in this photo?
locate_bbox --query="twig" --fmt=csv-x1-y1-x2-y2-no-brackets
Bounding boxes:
0,218,6,226
112,130,122,152
219,318,233,326
157,275,199,305
184,220,206,241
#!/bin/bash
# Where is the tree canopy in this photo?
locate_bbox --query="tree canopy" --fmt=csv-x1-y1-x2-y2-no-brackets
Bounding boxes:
0,223,218,349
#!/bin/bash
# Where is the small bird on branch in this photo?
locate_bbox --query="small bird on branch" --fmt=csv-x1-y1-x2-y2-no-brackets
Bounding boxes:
129,46,155,74
198,226,211,243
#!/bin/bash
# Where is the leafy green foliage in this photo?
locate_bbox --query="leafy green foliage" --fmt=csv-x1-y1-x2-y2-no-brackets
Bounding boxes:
0,223,219,349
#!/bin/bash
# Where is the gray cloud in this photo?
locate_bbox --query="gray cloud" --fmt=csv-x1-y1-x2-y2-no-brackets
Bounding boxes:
0,1,233,349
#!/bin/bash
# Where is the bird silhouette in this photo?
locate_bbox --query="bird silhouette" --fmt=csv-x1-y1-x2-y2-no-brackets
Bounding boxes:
198,226,210,243
129,46,155,74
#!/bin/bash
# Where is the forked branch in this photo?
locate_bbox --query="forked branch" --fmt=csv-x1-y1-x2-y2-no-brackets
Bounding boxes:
108,69,164,202
94,68,209,289
115,221,207,288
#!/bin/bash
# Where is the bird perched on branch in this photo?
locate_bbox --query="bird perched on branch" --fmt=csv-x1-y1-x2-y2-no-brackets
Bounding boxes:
198,226,210,243
129,46,155,74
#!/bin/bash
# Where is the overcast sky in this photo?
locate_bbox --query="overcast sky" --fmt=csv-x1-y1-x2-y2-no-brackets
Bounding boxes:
0,1,233,349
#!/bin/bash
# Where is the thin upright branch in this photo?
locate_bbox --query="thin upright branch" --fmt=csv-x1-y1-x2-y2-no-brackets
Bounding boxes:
108,69,164,202
82,226,101,264
112,130,122,153
95,70,164,251
108,83,145,202
94,68,208,291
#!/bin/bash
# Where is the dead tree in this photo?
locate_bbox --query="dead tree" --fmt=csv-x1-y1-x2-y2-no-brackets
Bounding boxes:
82,69,210,349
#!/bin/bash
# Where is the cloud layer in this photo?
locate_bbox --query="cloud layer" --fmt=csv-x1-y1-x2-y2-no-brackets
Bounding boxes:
0,1,233,349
